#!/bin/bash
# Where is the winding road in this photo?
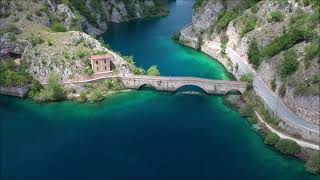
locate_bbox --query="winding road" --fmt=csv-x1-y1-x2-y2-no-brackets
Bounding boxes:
180,25,319,143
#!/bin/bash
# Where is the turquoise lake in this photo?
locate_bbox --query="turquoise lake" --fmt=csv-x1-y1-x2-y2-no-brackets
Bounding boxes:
0,1,318,179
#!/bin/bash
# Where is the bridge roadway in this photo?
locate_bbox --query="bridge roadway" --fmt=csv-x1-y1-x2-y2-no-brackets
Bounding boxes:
61,74,247,95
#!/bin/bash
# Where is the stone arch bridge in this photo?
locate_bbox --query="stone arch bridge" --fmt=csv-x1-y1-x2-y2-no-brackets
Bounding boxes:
61,75,247,95
120,75,246,95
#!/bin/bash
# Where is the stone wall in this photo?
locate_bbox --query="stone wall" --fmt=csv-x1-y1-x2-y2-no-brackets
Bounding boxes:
0,86,30,98
179,25,198,49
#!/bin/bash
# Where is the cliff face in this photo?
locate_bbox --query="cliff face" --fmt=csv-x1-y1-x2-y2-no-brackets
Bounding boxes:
192,0,240,33
0,0,140,82
190,0,320,125
47,0,168,35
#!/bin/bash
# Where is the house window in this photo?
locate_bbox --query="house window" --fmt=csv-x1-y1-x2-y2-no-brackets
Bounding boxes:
105,66,107,71
97,67,99,71
96,61,98,65
104,60,106,64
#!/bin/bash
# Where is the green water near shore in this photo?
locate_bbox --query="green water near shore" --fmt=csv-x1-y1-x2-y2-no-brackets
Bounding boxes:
0,1,318,179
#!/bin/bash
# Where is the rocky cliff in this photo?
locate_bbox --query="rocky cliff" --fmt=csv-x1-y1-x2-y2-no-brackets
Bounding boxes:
47,0,169,35
190,0,320,125
1,0,161,83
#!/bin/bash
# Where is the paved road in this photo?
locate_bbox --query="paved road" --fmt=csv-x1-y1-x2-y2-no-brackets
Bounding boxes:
207,41,320,134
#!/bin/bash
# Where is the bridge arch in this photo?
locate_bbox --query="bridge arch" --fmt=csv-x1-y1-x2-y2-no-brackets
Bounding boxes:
225,89,242,95
175,84,208,94
138,84,158,91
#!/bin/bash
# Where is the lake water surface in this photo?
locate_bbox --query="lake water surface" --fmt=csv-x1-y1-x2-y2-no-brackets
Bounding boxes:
0,1,318,179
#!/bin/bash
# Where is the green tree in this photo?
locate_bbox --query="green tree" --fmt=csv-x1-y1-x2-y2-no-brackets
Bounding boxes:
264,132,280,145
239,15,258,37
28,79,43,97
50,22,67,32
147,65,160,76
89,90,104,102
305,151,320,174
304,40,319,69
280,49,299,78
78,91,87,103
240,73,254,90
239,104,254,117
275,139,301,155
34,73,65,102
47,73,64,100
248,39,261,68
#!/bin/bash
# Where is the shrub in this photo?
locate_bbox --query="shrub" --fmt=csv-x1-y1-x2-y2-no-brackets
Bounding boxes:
89,90,104,102
240,73,254,90
239,104,254,117
142,0,169,17
290,8,307,25
305,151,320,174
77,49,90,58
260,25,314,58
70,16,80,31
240,73,254,82
48,41,53,46
5,24,22,34
238,15,258,37
247,39,261,68
50,22,67,32
122,55,135,65
279,83,286,97
28,79,43,97
147,65,160,76
69,0,98,27
214,9,238,33
270,79,277,91
34,73,65,102
98,37,111,49
132,66,145,75
280,49,299,78
35,9,42,17
193,0,205,12
268,10,284,22
251,4,258,13
220,33,229,49
275,139,301,156
31,36,44,47
0,59,32,87
264,132,280,145
78,91,87,103
304,41,319,69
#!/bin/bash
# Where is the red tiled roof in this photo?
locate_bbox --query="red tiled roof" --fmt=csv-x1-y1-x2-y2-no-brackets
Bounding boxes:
91,54,113,61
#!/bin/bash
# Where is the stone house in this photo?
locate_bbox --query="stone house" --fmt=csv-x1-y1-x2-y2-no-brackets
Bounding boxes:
90,54,114,74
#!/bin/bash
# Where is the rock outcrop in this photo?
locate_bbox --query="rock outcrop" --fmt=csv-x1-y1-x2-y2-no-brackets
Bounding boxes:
192,0,240,33
45,0,168,35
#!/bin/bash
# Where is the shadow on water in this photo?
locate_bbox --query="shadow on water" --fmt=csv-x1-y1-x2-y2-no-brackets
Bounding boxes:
175,84,208,95
138,84,157,91
138,84,208,96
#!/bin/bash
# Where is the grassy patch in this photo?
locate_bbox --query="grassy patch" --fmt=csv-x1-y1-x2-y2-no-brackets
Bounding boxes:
50,22,67,32
267,10,284,23
238,15,258,37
